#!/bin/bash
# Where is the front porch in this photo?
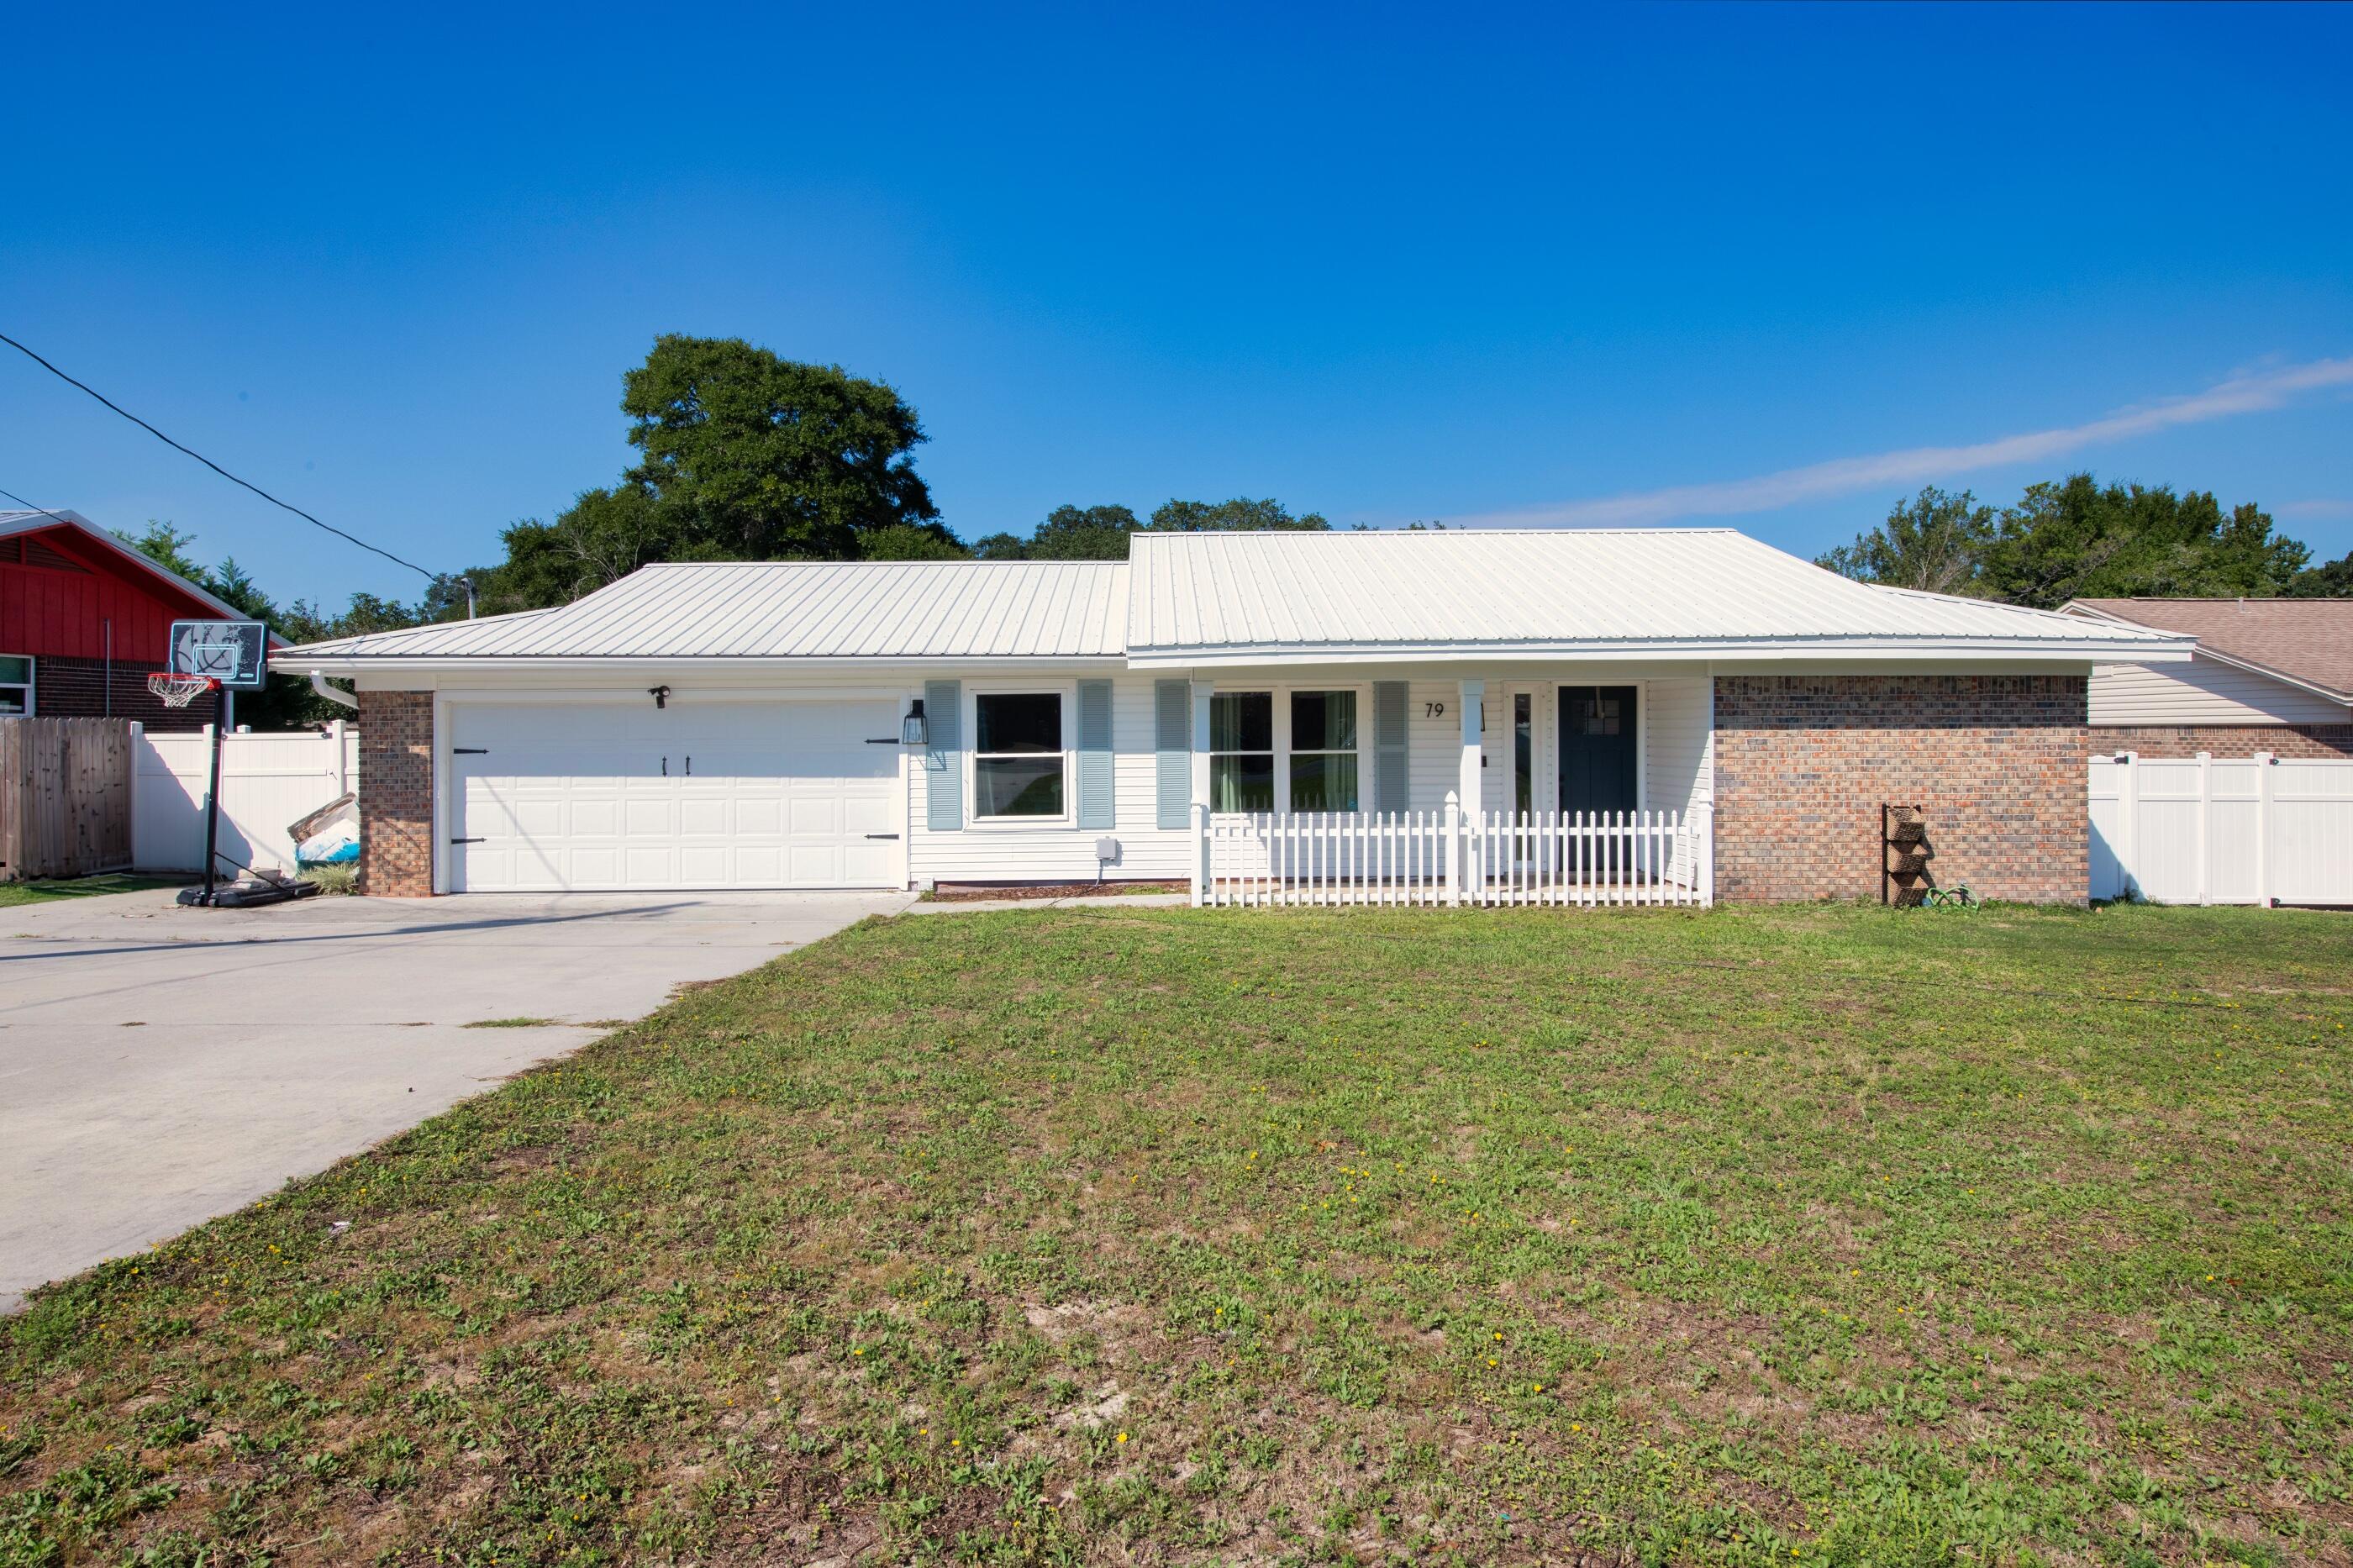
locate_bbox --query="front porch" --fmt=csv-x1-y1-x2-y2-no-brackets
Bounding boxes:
1176,672,1715,908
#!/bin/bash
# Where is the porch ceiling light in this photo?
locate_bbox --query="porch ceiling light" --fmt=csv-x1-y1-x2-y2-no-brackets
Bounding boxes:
902,699,928,746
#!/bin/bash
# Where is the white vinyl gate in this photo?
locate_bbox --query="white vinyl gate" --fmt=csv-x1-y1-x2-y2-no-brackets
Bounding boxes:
2091,752,2353,907
133,721,357,874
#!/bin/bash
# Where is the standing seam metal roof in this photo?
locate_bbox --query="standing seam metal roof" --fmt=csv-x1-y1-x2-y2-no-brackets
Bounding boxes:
276,531,2191,664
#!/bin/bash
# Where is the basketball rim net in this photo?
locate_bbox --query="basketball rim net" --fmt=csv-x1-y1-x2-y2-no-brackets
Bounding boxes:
147,672,220,708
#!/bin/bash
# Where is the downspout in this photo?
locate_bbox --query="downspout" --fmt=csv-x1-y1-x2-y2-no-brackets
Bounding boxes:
309,671,358,712
103,618,113,717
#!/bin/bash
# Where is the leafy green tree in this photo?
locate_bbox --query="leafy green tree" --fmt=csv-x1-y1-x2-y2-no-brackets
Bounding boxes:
857,524,971,560
971,504,1140,560
1149,497,1330,533
2284,550,2353,598
1822,474,2311,608
621,334,948,561
1979,475,2308,608
1816,487,1997,596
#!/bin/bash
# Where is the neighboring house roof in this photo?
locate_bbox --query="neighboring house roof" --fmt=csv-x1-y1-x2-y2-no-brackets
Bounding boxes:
1124,529,2188,665
2064,598,2353,705
278,529,2191,671
282,559,1129,662
0,508,290,644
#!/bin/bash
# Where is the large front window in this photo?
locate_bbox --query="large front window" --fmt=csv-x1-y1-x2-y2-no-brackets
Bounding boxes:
1210,692,1273,812
1288,690,1358,811
1208,687,1363,813
973,692,1065,817
0,655,30,717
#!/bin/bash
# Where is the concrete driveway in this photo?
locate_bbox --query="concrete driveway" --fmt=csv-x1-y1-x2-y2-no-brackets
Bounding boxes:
0,887,912,1311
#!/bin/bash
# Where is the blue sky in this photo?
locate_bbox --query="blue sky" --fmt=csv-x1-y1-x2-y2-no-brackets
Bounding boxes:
5,3,2349,608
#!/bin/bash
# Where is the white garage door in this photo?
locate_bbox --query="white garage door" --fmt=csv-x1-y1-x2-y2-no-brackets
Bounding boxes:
449,698,904,892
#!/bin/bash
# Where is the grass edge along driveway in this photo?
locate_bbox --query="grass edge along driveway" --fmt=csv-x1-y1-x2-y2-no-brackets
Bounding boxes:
3,902,2349,1566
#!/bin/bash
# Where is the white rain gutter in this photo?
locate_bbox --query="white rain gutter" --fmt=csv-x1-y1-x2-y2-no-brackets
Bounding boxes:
308,670,359,711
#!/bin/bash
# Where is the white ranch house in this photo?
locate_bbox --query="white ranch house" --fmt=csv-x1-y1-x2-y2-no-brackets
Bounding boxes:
279,529,2188,906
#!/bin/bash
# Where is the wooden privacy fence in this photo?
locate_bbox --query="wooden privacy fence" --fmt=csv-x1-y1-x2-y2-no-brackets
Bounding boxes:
0,718,134,881
1194,796,1713,908
2091,752,2353,907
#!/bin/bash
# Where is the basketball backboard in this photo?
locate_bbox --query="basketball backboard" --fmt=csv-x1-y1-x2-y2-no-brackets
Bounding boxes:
167,619,270,691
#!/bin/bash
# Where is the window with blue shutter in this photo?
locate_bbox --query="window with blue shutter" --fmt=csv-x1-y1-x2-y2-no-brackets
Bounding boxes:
924,680,962,831
1076,680,1114,829
1155,680,1191,829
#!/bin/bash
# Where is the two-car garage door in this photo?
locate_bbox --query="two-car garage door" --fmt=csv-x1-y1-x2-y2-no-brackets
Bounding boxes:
449,698,903,892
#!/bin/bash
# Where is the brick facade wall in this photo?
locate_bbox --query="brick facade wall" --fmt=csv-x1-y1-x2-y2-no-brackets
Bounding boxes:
357,690,434,897
29,655,210,732
1713,675,2091,905
2091,723,2353,760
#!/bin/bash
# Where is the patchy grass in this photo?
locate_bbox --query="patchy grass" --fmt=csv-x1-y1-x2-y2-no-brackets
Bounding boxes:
462,1017,565,1029
0,874,183,908
3,903,2350,1566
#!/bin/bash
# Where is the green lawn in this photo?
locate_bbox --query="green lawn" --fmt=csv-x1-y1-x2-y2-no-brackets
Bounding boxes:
4,905,2350,1566
0,875,184,908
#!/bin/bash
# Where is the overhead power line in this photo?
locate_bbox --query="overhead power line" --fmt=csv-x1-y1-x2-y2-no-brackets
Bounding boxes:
0,329,435,581
0,485,83,530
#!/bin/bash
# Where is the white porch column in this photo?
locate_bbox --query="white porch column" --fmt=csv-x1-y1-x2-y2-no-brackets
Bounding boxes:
1458,679,1483,897
1190,681,1215,903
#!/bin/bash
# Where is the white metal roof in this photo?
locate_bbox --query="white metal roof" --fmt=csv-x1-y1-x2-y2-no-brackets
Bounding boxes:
283,559,1129,663
1124,529,2192,665
277,529,2192,671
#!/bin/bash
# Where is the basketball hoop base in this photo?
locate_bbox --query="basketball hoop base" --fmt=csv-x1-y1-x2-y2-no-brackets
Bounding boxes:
179,877,322,909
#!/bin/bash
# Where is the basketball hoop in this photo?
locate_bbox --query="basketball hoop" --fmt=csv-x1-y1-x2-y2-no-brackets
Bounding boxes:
148,672,220,709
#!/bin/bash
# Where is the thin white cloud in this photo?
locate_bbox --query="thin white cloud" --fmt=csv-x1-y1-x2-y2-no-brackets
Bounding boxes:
2276,497,2353,524
1458,357,2353,529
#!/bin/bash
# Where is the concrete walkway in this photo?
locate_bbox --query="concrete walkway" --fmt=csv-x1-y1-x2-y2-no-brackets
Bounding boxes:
0,887,909,1311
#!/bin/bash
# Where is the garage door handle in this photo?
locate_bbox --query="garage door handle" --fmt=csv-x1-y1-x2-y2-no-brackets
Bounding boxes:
866,833,900,840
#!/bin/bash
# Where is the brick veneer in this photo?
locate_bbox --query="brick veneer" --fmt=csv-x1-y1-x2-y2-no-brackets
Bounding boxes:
29,655,209,732
2091,723,2353,760
357,690,434,897
1713,675,2091,905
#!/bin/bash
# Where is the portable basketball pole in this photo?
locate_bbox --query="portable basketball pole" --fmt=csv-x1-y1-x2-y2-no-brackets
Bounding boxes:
198,681,227,906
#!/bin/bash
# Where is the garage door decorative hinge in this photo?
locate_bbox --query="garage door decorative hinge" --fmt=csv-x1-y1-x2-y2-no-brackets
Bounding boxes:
865,833,900,840
450,836,485,844
452,747,488,755
865,737,899,744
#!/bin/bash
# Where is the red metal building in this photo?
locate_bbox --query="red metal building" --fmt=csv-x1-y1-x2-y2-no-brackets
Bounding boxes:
0,508,278,732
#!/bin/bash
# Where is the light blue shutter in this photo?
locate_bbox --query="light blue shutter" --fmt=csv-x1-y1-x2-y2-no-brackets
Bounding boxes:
1374,681,1409,813
925,680,962,831
1076,680,1114,830
1155,680,1191,829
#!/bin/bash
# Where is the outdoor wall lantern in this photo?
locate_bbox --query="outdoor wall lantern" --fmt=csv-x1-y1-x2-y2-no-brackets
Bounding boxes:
902,699,929,746
649,685,671,708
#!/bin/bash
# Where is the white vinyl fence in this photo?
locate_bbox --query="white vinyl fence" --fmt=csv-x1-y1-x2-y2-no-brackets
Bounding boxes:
134,721,357,875
2091,752,2353,907
1195,797,1712,908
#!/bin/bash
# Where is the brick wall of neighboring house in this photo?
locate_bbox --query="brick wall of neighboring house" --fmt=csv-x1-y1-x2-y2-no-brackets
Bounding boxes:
2092,723,2353,760
357,690,434,897
1713,675,2091,904
30,655,208,732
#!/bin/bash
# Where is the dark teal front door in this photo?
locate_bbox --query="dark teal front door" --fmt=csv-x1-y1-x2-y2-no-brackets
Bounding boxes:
1558,685,1639,817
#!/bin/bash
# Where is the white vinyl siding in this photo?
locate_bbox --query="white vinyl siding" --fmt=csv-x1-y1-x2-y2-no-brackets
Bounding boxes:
1645,676,1714,818
911,673,1192,883
2088,655,2347,727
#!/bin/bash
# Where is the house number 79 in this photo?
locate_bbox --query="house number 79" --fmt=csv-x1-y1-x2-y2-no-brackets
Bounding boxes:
1424,702,1445,718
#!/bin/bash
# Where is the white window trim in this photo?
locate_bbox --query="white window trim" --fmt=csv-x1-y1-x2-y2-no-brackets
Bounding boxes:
966,681,1076,829
1209,681,1370,816
0,654,32,718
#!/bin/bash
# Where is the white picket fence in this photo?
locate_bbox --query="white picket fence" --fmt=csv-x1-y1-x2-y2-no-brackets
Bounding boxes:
133,721,357,875
2091,752,2353,907
1194,797,1712,908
